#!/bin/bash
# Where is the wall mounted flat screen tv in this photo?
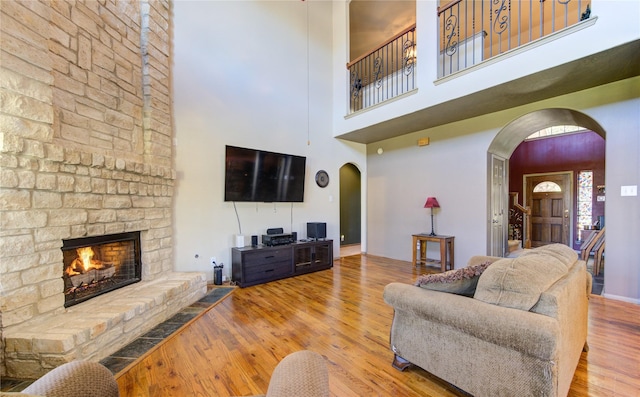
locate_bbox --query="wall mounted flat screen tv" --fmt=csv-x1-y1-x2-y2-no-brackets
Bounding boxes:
224,145,306,202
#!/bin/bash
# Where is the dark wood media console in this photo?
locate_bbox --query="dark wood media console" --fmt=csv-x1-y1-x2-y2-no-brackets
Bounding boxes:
231,240,333,287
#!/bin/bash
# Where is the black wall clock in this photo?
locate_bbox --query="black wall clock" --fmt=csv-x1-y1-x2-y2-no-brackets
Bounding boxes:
315,170,329,188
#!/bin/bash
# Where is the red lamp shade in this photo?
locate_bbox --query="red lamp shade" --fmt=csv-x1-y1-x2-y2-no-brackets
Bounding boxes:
424,197,440,209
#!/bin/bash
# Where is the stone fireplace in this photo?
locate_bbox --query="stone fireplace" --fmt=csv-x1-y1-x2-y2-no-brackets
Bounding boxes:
62,232,142,308
0,1,206,379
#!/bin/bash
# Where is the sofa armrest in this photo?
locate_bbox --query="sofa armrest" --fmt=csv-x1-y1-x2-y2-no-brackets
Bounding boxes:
383,282,560,360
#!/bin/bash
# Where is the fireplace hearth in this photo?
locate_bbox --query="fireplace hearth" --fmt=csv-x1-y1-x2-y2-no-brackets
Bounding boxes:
62,232,142,307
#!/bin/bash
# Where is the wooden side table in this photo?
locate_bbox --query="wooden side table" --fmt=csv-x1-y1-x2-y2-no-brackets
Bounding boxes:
412,234,455,271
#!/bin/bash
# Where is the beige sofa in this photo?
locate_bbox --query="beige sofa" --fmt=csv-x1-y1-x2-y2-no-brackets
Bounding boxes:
384,244,591,397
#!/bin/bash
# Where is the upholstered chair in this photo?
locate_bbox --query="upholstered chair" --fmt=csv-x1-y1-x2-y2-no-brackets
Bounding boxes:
3,350,329,397
20,361,119,397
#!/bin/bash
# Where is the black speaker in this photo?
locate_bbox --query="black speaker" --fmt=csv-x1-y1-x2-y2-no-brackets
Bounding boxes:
307,222,326,240
292,231,297,242
267,228,283,235
251,235,258,246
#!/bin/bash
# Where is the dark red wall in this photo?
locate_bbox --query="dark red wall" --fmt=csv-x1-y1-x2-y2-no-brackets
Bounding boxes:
509,131,605,250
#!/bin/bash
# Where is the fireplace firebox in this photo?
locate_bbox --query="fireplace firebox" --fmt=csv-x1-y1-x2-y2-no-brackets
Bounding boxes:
62,231,142,307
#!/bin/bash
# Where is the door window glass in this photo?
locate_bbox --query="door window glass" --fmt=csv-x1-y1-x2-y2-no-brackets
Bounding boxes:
577,171,593,230
533,181,562,192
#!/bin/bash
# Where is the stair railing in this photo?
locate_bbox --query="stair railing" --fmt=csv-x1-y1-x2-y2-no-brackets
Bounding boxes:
347,24,417,114
512,202,532,249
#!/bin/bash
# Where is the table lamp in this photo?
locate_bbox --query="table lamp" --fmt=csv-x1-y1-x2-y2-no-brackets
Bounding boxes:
424,197,440,236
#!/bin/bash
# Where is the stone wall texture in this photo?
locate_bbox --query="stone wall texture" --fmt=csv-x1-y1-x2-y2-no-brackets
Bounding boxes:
1,0,180,376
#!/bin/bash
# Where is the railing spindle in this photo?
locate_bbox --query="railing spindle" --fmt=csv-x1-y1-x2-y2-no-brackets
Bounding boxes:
539,0,544,39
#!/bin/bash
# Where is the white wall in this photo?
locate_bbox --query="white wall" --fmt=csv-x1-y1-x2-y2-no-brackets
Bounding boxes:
366,118,498,264
366,78,640,302
593,96,640,303
172,1,365,281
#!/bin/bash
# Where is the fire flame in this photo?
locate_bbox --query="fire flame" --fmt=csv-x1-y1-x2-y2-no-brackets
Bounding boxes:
65,246,106,276
77,246,94,271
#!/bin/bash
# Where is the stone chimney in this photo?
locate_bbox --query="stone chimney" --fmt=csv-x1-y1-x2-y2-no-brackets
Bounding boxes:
1,0,206,378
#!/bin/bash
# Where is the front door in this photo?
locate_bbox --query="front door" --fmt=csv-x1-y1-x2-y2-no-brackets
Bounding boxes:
525,173,571,247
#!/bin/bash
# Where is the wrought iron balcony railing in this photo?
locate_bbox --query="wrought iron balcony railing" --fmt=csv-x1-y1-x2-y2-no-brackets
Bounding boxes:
347,24,416,115
438,0,592,78
346,1,591,115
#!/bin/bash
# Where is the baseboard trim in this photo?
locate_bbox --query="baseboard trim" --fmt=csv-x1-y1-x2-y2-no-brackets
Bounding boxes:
602,293,640,305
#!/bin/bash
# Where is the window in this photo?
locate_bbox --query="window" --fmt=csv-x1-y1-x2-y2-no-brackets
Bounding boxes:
577,171,593,231
533,181,562,192
526,125,587,140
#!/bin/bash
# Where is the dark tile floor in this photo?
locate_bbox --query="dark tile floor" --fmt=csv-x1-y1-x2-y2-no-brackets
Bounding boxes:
587,258,604,295
0,286,234,392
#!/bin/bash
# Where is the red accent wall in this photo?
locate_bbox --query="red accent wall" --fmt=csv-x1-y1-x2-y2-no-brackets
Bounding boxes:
509,131,605,250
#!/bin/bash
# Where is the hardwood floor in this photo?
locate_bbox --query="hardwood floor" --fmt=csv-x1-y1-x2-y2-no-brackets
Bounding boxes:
116,254,640,396
340,243,361,257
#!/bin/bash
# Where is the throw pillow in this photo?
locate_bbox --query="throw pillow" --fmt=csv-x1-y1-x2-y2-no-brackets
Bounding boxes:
415,261,492,297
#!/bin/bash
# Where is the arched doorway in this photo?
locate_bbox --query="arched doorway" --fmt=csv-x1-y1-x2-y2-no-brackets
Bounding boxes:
487,108,606,251
339,163,362,256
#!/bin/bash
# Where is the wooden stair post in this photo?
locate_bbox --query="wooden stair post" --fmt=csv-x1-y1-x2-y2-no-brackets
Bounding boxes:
580,227,605,261
513,202,532,249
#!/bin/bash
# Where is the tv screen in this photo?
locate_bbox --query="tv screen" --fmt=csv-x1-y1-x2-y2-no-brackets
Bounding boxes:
224,146,306,202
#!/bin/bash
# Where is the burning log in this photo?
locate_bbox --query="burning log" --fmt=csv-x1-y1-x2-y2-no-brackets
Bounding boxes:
64,246,116,287
67,266,116,287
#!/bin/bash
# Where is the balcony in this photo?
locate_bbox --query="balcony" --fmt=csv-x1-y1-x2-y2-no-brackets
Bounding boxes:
347,24,417,114
347,0,594,116
437,0,591,77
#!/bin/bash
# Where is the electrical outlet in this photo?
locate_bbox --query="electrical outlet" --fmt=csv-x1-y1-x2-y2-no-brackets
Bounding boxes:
210,256,217,266
621,185,637,196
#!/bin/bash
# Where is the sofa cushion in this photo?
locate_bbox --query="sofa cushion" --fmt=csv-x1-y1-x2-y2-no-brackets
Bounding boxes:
474,253,568,310
523,243,578,269
415,261,492,297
